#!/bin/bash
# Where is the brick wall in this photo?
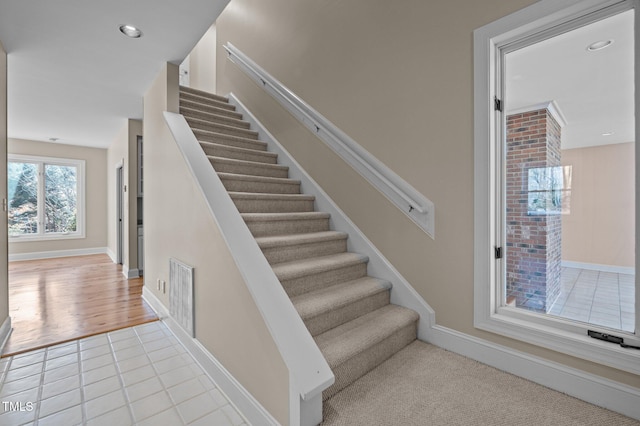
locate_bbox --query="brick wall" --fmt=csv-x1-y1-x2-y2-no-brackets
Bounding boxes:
506,108,562,312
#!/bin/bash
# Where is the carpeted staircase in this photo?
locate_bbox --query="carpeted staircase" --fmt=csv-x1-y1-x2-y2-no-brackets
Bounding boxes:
179,86,420,404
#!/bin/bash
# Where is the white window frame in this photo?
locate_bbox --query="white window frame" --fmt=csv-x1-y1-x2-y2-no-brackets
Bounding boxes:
8,154,86,242
474,0,640,375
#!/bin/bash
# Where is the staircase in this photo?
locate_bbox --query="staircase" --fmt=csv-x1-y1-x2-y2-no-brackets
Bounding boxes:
179,86,420,404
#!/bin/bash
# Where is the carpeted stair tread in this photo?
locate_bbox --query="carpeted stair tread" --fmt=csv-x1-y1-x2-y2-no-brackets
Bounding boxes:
200,141,278,164
256,231,348,264
180,85,229,103
242,212,331,237
194,129,268,151
228,192,315,213
180,107,249,129
209,156,289,178
256,231,348,249
179,93,236,112
186,116,259,139
272,252,368,282
292,278,391,337
218,173,301,194
315,304,418,368
180,98,240,117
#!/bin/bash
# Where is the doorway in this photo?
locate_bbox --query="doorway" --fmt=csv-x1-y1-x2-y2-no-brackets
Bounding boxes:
116,163,124,265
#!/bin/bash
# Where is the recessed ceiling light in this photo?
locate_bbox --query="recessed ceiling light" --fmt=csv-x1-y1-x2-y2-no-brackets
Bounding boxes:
587,40,613,51
119,24,143,39
602,131,615,136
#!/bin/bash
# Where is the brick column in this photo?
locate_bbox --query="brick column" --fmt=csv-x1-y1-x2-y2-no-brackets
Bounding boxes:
506,105,563,313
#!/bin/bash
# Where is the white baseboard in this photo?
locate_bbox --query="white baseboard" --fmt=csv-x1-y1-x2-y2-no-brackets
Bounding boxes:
562,260,635,275
427,325,640,421
122,265,140,279
8,247,109,262
142,287,278,425
0,316,12,354
106,248,117,263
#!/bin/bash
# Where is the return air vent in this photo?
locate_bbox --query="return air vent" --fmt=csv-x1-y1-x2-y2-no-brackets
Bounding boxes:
169,258,195,337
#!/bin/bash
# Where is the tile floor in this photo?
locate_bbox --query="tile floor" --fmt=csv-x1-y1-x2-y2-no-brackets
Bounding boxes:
549,267,635,332
0,321,249,425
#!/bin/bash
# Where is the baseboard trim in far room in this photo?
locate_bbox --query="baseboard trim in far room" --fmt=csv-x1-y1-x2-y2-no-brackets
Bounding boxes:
427,324,640,421
142,287,278,426
561,260,635,275
8,247,109,262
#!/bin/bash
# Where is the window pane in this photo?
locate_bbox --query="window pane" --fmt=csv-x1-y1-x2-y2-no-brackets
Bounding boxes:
504,10,635,332
44,164,77,233
7,162,39,236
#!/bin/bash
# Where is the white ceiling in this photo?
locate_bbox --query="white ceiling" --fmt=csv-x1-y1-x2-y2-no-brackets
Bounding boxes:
506,9,634,150
0,0,229,149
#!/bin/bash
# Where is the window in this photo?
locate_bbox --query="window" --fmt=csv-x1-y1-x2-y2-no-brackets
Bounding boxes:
474,0,640,374
8,155,85,241
526,166,572,215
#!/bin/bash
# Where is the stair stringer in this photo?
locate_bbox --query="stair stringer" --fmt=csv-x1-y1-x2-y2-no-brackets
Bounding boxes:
163,111,333,426
228,94,436,341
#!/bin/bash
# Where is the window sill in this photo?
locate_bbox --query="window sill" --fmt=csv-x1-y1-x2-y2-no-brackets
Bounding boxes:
475,310,640,375
9,233,86,243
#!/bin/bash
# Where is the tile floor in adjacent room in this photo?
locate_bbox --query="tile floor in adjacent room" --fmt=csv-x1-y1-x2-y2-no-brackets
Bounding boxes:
0,321,248,425
549,267,635,332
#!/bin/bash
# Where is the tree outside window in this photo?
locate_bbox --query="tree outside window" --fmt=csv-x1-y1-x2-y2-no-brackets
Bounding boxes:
7,155,84,240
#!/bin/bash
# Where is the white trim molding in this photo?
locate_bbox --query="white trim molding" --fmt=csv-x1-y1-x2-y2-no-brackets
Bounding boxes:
142,288,276,425
8,247,109,262
428,324,640,421
506,100,567,128
122,265,140,279
0,316,12,355
474,0,640,376
223,43,435,239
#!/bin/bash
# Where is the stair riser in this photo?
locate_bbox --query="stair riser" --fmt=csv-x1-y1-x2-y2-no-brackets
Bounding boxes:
262,239,347,264
245,217,330,237
180,99,240,117
180,87,229,102
202,145,277,164
281,263,368,297
304,291,390,337
181,109,249,129
196,133,267,152
220,178,301,195
210,160,289,179
187,118,258,140
180,92,232,108
322,322,417,401
232,198,314,214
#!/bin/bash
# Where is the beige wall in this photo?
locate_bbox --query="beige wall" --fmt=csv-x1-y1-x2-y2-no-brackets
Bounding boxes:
106,119,142,272
189,24,217,93
216,0,640,388
562,142,635,268
143,63,289,423
0,41,8,324
8,138,107,255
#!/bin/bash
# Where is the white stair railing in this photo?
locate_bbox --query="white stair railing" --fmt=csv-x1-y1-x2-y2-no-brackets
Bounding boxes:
224,42,435,238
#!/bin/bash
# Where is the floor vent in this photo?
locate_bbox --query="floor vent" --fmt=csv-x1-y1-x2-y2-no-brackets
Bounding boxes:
169,258,195,337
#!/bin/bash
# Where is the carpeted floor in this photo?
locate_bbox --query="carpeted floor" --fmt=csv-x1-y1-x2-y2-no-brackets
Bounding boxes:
322,341,639,425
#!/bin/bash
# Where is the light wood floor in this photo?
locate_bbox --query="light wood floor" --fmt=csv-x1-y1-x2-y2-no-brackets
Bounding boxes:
3,254,158,357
